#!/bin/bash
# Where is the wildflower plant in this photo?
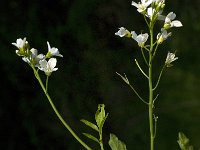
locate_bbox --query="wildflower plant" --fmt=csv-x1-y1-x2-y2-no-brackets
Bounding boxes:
115,0,182,149
13,0,187,150
12,38,93,150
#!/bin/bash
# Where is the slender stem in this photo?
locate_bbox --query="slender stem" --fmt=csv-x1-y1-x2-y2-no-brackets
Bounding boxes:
31,66,92,150
99,131,104,150
152,43,159,60
135,59,149,79
129,84,149,105
141,47,149,66
153,65,165,91
149,24,154,150
46,76,49,92
100,142,104,150
143,15,150,28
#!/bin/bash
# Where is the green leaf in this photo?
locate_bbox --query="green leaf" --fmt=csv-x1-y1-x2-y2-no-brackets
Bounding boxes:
95,104,106,128
109,134,127,150
177,132,194,150
80,119,99,132
99,113,109,132
83,133,99,143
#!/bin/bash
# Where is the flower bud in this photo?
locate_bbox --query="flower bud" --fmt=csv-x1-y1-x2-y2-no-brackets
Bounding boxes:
163,23,170,30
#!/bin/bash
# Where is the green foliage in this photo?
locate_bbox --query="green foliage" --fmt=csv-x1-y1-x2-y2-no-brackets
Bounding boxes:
82,133,99,143
81,104,108,148
177,132,194,150
80,119,99,132
109,134,127,150
95,104,109,131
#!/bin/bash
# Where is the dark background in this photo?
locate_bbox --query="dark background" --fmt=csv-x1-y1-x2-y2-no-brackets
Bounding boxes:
1,0,200,149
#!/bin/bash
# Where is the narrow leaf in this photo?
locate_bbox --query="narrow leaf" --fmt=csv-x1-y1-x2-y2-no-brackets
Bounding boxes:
80,119,99,132
109,134,127,150
83,133,99,143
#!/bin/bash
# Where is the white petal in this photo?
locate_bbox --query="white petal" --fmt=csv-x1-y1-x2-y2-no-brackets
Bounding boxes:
147,7,154,17
115,27,128,37
39,59,48,70
22,57,29,63
37,54,45,60
157,33,161,39
30,48,38,56
131,1,139,8
171,20,183,27
48,58,57,70
158,15,165,20
50,47,58,54
143,33,149,41
131,31,137,40
52,68,58,71
145,0,153,7
166,12,176,21
47,41,51,51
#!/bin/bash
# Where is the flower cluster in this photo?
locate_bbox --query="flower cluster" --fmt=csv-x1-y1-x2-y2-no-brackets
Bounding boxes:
12,38,63,76
115,0,182,66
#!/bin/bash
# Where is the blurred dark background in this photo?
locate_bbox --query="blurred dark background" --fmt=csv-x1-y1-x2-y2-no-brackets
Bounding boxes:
1,0,200,149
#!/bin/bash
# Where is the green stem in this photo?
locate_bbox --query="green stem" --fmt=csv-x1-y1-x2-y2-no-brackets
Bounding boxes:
141,47,149,66
31,66,92,150
149,24,155,150
153,65,165,91
100,142,104,150
99,129,104,150
135,59,149,79
46,76,49,92
129,84,149,105
99,137,104,150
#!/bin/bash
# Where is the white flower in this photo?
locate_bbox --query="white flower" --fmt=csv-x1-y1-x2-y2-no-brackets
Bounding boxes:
146,7,163,20
164,12,183,29
131,31,149,47
115,27,131,37
12,38,28,49
132,0,153,13
165,52,178,67
12,38,29,56
157,28,172,44
22,48,45,67
39,58,58,76
46,41,63,58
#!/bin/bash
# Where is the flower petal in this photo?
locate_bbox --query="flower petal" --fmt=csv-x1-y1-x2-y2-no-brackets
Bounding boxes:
48,58,57,70
171,20,183,27
39,59,48,70
166,12,176,21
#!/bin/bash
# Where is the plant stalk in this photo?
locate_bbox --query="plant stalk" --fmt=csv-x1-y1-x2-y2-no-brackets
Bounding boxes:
32,66,92,150
149,24,155,150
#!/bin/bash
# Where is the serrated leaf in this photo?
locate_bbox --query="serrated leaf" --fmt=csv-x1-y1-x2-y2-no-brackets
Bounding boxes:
109,134,127,150
83,133,99,143
80,119,99,132
95,104,106,128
